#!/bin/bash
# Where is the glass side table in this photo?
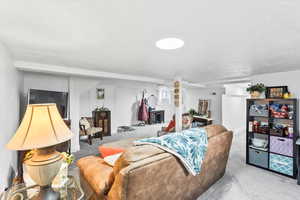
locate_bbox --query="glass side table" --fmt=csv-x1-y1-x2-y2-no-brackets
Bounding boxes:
3,176,84,200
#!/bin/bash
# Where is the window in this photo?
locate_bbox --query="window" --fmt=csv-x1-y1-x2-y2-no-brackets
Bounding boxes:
158,86,171,105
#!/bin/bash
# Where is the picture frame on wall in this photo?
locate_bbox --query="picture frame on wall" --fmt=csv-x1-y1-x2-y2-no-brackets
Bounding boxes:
97,88,105,100
266,86,288,99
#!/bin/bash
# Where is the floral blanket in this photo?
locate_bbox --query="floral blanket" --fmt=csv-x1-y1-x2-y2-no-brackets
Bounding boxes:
134,128,208,176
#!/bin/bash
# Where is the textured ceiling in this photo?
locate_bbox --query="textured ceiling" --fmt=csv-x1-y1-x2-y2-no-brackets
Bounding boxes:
0,0,300,83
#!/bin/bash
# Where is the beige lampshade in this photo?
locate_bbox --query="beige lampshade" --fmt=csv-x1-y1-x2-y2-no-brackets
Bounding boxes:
7,104,73,150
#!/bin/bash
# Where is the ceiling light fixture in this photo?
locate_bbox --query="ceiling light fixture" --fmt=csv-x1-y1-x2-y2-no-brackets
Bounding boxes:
156,38,184,50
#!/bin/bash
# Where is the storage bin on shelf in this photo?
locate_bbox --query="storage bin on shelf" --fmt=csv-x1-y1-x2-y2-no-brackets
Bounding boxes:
249,104,269,117
269,128,284,137
248,148,268,168
269,136,293,157
269,153,293,176
270,103,293,119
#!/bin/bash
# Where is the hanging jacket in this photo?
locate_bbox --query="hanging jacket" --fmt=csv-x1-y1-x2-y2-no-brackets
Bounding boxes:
138,92,148,121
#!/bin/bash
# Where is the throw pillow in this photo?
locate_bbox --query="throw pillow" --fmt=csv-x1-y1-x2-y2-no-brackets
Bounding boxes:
103,153,123,167
165,120,175,132
99,146,124,158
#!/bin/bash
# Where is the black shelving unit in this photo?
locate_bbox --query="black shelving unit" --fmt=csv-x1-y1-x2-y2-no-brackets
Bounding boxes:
246,98,298,178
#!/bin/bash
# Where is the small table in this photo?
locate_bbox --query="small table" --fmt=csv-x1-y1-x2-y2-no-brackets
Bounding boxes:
192,115,213,127
4,176,84,200
296,138,300,185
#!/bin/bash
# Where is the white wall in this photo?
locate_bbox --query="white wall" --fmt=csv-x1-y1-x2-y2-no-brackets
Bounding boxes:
0,43,21,191
184,87,225,124
222,95,247,133
23,72,69,93
222,83,249,133
79,79,225,131
224,83,249,96
79,78,173,133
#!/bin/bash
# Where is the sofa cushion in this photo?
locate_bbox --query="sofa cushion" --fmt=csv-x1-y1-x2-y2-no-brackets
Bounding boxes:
77,156,114,197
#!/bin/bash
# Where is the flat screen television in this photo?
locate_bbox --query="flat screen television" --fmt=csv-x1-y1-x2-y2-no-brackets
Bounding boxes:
28,89,69,118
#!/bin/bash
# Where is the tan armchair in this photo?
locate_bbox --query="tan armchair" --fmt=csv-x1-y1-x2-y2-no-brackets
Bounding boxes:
79,117,103,145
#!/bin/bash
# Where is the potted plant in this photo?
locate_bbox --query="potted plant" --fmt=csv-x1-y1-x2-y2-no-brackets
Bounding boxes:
246,83,266,98
188,108,198,116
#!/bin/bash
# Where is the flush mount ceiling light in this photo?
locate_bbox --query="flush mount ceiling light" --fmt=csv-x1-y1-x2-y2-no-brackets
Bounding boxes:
156,38,184,50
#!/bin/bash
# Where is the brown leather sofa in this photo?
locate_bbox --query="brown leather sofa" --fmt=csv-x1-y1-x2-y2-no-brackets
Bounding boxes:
77,125,233,200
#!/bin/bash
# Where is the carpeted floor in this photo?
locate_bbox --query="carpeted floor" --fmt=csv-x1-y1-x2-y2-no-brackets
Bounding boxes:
72,125,300,200
198,131,299,200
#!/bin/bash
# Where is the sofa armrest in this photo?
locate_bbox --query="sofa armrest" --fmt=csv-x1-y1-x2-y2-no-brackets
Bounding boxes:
108,153,171,200
77,156,114,199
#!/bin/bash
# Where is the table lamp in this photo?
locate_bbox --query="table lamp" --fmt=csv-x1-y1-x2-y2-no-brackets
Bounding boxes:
7,104,73,200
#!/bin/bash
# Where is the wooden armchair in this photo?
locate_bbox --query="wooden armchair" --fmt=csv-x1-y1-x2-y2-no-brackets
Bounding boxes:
79,117,103,145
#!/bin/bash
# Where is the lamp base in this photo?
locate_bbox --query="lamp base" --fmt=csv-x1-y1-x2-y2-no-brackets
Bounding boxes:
32,185,60,200
24,147,63,200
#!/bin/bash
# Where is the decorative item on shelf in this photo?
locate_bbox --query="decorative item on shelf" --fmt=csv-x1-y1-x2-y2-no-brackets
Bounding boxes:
270,124,285,137
270,103,293,119
6,104,73,200
250,120,268,134
257,124,269,134
246,83,266,98
283,92,292,99
249,121,253,132
249,104,268,117
251,138,268,149
266,86,288,99
288,126,293,138
252,121,260,132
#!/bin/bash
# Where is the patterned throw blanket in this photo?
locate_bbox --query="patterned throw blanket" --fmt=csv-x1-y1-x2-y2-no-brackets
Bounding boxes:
134,128,208,176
